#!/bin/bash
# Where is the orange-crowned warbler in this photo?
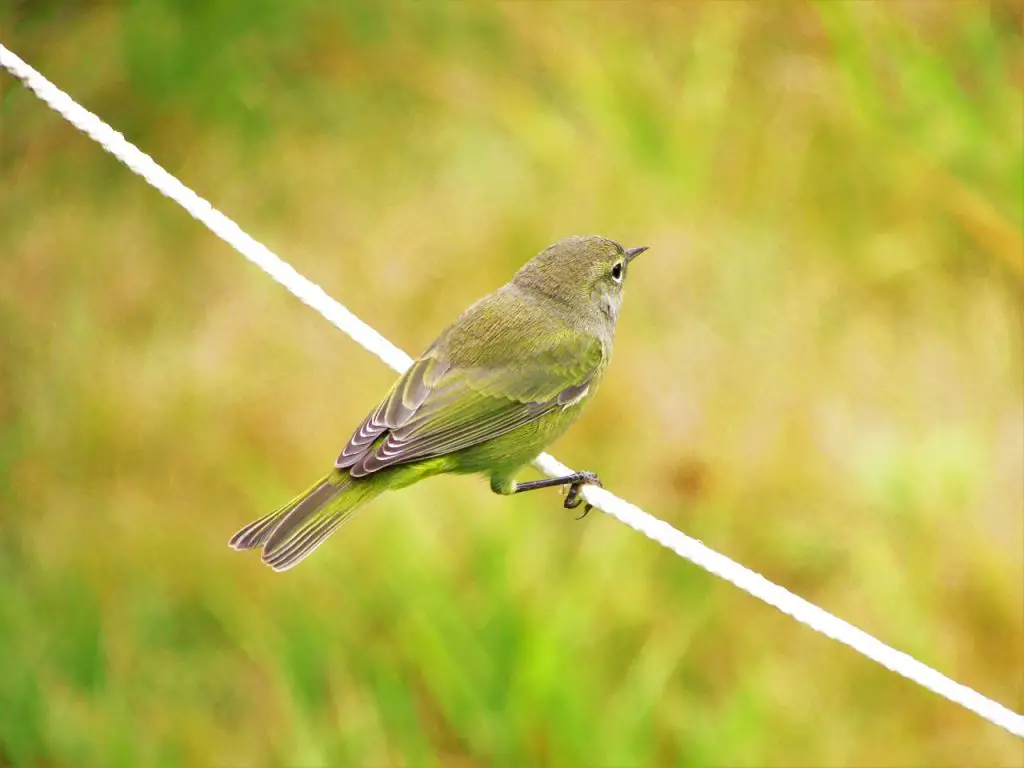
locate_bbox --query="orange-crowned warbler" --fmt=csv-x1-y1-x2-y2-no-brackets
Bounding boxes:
230,235,648,570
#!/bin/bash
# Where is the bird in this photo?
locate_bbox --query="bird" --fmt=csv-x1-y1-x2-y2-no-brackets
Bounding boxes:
230,235,648,571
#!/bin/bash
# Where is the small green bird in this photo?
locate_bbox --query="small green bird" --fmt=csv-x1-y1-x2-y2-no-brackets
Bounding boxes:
230,235,648,571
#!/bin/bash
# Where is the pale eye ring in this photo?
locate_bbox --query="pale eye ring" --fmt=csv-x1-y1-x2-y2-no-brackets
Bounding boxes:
611,261,624,283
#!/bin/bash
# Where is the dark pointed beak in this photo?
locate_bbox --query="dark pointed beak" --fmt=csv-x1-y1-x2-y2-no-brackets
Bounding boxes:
625,246,649,263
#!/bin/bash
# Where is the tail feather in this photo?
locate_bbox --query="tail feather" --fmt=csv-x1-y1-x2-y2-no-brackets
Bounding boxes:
262,513,349,572
228,477,334,551
228,510,283,551
229,473,377,572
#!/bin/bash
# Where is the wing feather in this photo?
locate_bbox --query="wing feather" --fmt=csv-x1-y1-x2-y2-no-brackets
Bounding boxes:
351,397,552,476
335,290,605,477
335,357,449,469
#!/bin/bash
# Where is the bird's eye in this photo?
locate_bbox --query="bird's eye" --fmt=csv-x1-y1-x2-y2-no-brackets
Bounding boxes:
611,261,624,283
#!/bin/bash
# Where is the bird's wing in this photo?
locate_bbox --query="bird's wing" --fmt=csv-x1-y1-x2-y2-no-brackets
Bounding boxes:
335,322,603,477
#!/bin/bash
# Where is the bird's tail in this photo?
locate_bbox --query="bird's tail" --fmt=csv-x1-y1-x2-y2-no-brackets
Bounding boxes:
229,472,379,571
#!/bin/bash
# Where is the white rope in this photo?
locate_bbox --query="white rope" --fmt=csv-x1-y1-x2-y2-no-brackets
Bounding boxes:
4,44,1022,740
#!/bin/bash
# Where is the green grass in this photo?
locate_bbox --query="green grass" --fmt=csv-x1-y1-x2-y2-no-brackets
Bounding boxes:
1,1,1022,765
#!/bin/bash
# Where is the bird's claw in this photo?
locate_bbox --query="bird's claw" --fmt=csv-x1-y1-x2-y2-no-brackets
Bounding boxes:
564,472,602,519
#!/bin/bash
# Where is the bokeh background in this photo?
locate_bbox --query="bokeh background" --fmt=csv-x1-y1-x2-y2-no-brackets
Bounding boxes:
2,2,1022,766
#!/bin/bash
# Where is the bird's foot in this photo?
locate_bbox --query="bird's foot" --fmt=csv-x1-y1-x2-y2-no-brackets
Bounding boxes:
563,471,602,519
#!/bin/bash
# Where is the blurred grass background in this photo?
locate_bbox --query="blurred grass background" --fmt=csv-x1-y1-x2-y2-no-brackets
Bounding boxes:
1,1,1022,765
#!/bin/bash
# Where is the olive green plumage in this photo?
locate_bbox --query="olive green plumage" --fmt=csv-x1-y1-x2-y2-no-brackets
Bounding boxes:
230,235,648,571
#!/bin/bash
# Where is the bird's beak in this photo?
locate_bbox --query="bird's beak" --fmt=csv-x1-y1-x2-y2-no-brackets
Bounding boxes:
625,246,649,264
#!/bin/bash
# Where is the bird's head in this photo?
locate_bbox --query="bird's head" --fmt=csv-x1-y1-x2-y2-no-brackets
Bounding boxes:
512,235,648,326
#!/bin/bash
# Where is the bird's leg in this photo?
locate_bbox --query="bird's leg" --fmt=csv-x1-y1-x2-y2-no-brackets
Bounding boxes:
513,471,602,519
